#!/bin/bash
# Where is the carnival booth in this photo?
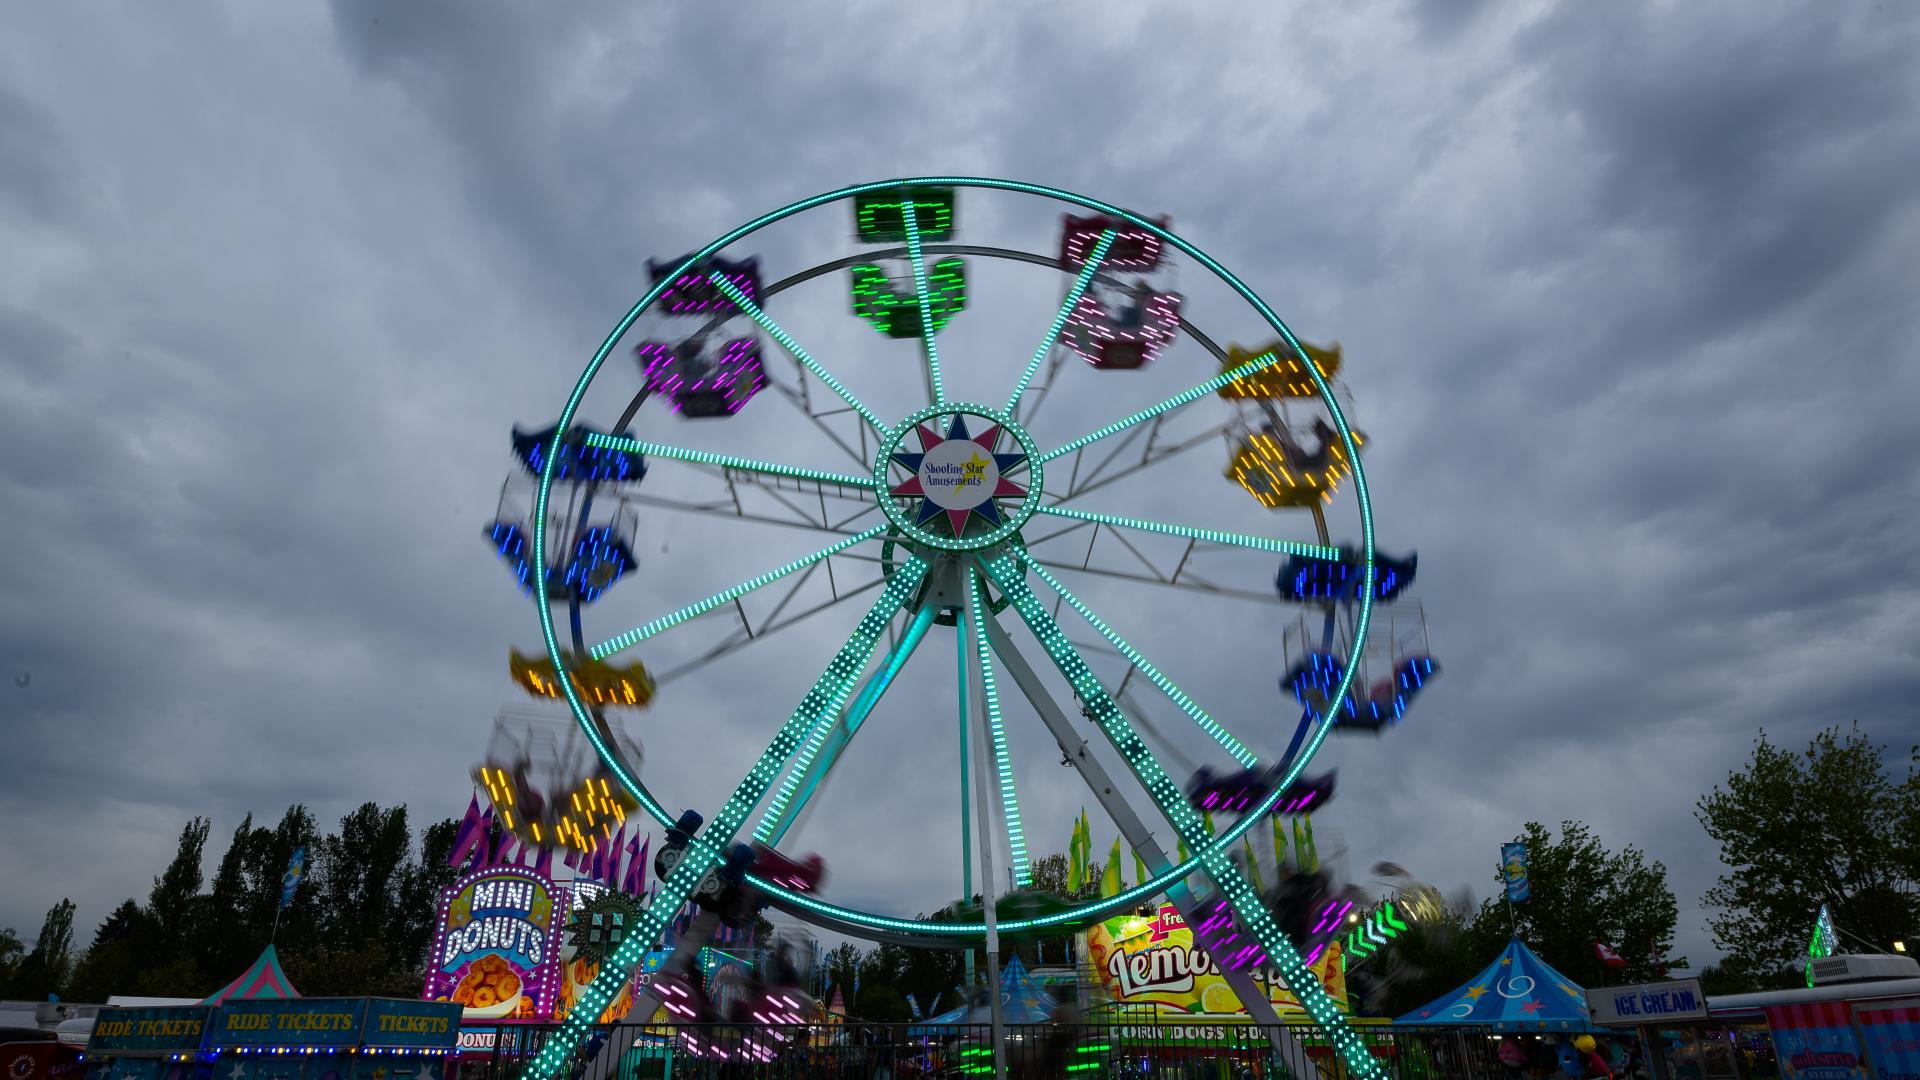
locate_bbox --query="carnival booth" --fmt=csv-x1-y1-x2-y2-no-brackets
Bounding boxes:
1396,937,1633,1079
200,998,461,1080
82,1007,212,1080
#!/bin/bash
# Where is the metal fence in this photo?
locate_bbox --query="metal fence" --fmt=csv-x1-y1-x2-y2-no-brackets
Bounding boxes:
459,1021,1528,1079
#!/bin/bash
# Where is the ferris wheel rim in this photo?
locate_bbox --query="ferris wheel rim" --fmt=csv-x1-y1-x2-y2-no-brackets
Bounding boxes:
527,175,1378,940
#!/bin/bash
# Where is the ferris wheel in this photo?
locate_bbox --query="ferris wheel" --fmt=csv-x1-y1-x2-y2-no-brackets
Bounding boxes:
492,178,1441,1080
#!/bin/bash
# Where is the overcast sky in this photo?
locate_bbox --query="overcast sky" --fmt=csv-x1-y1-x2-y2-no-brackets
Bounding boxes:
3,1,1918,981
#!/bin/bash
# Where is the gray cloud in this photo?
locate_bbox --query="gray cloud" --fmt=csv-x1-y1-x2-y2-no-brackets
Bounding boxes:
2,0,1917,983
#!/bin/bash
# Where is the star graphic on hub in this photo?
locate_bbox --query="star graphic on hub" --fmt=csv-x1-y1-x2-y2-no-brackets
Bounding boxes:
889,414,1028,537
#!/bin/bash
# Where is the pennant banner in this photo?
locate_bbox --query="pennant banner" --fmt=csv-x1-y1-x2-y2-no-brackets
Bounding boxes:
1502,842,1530,902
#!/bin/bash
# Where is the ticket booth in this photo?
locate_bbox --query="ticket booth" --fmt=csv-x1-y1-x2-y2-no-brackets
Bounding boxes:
203,998,461,1080
82,1006,214,1080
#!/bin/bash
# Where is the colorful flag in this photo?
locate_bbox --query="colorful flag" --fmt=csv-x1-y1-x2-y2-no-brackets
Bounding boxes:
494,829,519,867
563,842,583,872
1594,941,1627,968
448,795,489,869
1101,838,1122,897
605,824,627,886
1502,842,1530,902
279,846,306,910
906,993,922,1019
1135,850,1149,890
624,835,648,895
1243,835,1264,893
1273,813,1288,873
1650,937,1669,979
532,843,554,879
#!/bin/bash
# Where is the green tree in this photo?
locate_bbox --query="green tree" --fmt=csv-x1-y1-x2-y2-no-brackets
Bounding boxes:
1697,725,1919,982
9,899,77,999
65,900,152,1003
1474,820,1682,985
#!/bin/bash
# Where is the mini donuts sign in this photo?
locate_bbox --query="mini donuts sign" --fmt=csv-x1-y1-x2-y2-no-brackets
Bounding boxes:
423,866,564,1020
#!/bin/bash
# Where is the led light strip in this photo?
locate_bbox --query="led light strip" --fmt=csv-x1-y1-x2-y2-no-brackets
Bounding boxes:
589,525,887,659
527,558,928,1080
1031,503,1341,560
1014,549,1257,768
709,273,888,433
581,432,872,490
977,550,1382,1080
901,198,945,408
966,570,1031,886
1039,350,1283,464
1006,228,1116,414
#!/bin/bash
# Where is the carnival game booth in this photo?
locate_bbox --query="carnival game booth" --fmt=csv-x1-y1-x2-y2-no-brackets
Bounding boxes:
1700,953,1920,1080
1396,937,1633,1079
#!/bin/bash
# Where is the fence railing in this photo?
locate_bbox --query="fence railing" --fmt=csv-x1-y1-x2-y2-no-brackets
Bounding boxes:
459,1020,1524,1079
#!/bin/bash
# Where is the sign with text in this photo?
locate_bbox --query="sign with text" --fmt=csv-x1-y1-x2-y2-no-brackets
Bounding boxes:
358,1000,462,1050
1585,979,1708,1026
210,999,369,1049
1766,1001,1868,1080
87,1007,212,1053
1083,903,1347,1017
1850,1000,1920,1080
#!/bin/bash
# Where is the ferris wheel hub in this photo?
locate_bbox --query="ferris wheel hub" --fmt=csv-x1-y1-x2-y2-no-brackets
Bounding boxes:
873,403,1044,553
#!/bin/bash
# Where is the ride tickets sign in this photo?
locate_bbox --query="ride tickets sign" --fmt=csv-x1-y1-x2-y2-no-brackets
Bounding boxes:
423,866,563,1020
1084,903,1348,1016
88,1007,211,1052
358,1000,463,1050
210,999,369,1049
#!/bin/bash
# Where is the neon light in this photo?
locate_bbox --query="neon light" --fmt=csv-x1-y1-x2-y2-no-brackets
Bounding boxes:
525,559,926,1080
1061,287,1182,370
967,569,1031,885
1227,426,1363,509
1007,228,1115,413
853,187,956,242
646,254,762,315
589,525,887,659
527,177,1379,1080
1278,547,1416,603
1040,351,1284,464
509,648,655,708
1033,504,1340,560
1216,340,1343,399
848,259,967,340
581,432,871,490
512,422,646,483
1015,550,1256,768
1059,213,1170,272
710,272,887,432
904,197,946,406
634,338,767,416
487,520,634,604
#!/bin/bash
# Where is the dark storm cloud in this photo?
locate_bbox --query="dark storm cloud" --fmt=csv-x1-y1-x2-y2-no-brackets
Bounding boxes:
2,0,1916,978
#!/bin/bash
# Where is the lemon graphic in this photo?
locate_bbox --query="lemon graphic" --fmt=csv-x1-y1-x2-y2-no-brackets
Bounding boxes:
1201,981,1242,1014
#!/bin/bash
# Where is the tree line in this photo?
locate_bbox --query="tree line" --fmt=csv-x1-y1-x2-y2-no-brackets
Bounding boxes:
4,724,1914,1015
1,803,458,1003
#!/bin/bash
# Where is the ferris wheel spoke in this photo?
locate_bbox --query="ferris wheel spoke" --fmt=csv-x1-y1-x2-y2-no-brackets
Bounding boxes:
901,199,947,408
755,603,940,845
973,549,1375,1067
1009,547,1257,768
582,432,874,491
1038,349,1285,465
525,555,928,1080
710,272,889,434
1032,504,1338,560
964,566,1032,886
1005,228,1117,415
589,524,888,659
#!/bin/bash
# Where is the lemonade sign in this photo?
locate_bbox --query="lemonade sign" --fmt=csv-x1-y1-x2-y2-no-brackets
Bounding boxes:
1085,903,1348,1016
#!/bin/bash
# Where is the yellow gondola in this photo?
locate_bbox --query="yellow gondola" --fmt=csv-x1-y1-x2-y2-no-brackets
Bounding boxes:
509,648,657,708
1225,423,1363,509
1216,340,1343,399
